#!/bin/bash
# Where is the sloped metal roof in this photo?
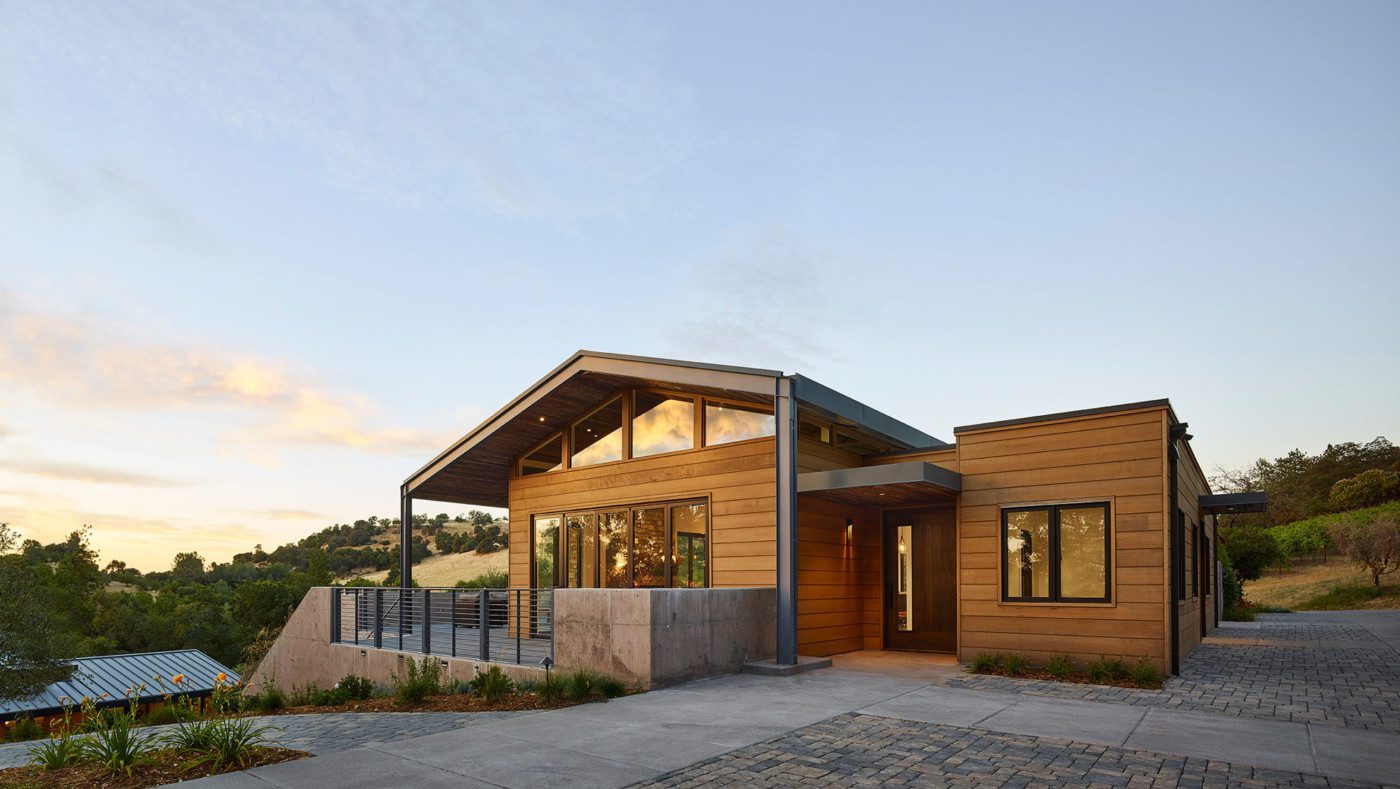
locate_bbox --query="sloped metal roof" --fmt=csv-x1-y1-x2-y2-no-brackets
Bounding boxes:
1,650,239,720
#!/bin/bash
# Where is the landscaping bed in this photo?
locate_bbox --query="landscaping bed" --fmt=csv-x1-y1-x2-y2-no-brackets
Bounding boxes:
0,746,306,788
261,689,589,716
968,652,1163,690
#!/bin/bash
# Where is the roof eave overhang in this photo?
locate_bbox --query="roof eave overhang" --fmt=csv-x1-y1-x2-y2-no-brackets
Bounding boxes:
1199,492,1268,515
792,374,943,448
797,460,962,496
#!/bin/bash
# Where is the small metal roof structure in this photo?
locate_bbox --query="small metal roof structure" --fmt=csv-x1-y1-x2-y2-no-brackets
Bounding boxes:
1,650,239,721
1199,492,1268,515
797,461,962,507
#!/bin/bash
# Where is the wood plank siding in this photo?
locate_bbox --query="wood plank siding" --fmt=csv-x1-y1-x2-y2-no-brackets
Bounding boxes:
794,496,881,656
1175,441,1215,660
508,437,777,589
954,406,1170,669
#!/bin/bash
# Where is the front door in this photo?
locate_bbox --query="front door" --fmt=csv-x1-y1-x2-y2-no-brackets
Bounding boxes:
883,507,956,652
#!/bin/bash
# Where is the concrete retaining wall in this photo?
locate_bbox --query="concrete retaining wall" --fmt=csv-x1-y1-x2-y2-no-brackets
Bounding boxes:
554,587,776,688
248,588,544,694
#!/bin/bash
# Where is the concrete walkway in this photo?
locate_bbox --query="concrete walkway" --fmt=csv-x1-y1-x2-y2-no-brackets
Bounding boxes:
183,648,1400,787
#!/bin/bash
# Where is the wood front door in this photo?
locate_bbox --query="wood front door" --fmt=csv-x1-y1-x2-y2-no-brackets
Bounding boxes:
883,507,956,652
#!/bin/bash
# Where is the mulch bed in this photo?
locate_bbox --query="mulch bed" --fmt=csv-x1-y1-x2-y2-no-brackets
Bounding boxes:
248,690,593,717
971,668,1163,690
0,746,306,788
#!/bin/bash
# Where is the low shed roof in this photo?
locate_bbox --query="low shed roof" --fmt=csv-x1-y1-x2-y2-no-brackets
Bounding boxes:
1,650,239,721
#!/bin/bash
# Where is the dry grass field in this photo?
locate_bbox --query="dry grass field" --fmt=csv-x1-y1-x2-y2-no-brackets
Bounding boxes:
355,548,508,586
1247,558,1400,610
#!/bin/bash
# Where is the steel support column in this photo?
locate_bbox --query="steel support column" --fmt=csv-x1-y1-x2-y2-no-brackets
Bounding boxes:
775,376,799,666
400,488,413,590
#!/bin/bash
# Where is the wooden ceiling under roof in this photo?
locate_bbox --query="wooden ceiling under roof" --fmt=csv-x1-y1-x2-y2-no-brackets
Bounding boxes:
408,370,773,507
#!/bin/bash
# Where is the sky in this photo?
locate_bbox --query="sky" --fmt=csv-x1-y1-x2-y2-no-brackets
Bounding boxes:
1,1,1397,571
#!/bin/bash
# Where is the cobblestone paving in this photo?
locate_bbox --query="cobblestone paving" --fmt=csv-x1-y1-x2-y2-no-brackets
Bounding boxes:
635,713,1375,788
0,710,525,769
945,615,1400,733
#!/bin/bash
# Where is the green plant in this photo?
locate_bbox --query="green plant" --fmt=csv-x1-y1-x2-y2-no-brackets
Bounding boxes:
161,718,220,752
1129,657,1162,688
183,718,274,773
564,669,606,700
289,682,348,707
1299,583,1389,610
1042,653,1074,680
337,674,376,701
1330,516,1400,588
1330,469,1400,511
9,716,43,742
1220,526,1282,581
595,675,626,699
469,665,513,704
209,676,244,714
1000,652,1030,677
251,684,286,713
455,569,510,589
969,652,1000,673
28,734,83,770
1087,655,1128,684
1223,604,1255,622
81,703,152,776
392,656,443,705
533,672,564,702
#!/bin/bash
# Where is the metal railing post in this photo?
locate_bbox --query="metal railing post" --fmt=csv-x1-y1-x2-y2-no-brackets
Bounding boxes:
373,589,383,649
515,589,522,664
450,590,458,658
478,588,490,662
330,588,340,644
421,588,432,655
353,590,360,645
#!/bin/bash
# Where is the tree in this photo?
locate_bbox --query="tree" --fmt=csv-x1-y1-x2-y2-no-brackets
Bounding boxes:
171,551,206,583
305,546,333,586
1331,516,1400,588
1329,469,1400,512
0,531,75,702
1219,526,1281,581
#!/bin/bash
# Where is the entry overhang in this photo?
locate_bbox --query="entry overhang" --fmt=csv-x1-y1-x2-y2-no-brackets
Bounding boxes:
1199,492,1268,515
797,461,961,507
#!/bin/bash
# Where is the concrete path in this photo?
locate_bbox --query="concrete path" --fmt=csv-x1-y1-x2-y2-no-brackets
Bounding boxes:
181,654,1400,787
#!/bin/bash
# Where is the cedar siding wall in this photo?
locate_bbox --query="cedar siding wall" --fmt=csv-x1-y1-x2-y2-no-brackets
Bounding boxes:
954,407,1170,670
508,438,777,589
795,496,881,655
1176,445,1214,660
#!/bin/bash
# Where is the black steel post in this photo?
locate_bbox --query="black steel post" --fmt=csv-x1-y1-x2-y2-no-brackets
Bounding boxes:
451,590,458,658
330,588,340,644
478,588,490,662
775,376,799,666
422,588,431,655
515,590,522,664
373,589,383,649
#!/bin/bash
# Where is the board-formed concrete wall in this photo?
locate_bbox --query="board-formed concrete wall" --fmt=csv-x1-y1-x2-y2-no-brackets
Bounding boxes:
248,588,544,693
553,587,776,688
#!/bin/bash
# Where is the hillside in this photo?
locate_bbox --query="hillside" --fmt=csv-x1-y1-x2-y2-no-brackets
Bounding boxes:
355,548,508,587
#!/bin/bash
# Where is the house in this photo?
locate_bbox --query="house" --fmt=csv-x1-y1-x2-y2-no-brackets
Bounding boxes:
256,350,1264,691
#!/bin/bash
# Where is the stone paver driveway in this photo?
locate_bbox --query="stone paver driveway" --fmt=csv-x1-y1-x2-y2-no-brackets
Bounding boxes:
945,613,1400,732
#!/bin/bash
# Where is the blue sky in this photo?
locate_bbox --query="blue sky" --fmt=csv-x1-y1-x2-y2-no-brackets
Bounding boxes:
1,1,1397,570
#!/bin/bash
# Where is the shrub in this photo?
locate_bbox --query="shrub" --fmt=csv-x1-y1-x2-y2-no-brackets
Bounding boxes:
9,716,43,742
145,703,199,726
28,734,83,771
185,718,274,773
596,675,627,699
1223,604,1255,622
1330,516,1400,588
1129,657,1161,688
161,718,219,752
290,683,349,707
82,707,152,776
337,674,376,701
1220,526,1281,581
251,685,286,713
533,673,564,703
392,656,443,705
209,677,244,714
1087,656,1128,684
1219,543,1244,609
1330,469,1400,511
456,569,510,589
469,665,513,704
1301,584,1386,610
1042,654,1074,680
1272,518,1333,562
1000,652,1030,677
970,652,1000,673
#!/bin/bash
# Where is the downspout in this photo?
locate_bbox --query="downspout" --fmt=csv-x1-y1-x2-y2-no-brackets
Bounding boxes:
1167,429,1181,675
775,376,799,666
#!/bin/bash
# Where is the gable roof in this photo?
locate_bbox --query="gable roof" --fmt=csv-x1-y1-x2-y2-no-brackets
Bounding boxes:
405,351,940,506
1,650,239,721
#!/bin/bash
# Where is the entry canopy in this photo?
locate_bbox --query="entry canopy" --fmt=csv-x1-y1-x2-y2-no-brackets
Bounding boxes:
797,461,961,507
1199,492,1268,515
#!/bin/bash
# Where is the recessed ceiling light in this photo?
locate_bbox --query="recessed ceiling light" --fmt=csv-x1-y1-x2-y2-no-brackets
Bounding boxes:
538,416,545,422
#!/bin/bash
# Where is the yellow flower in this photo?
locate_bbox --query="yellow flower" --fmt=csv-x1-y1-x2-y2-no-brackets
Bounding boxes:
216,672,227,683
172,673,185,685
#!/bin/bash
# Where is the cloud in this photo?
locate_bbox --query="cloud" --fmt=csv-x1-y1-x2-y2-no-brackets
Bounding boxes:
0,293,444,454
0,458,184,487
242,509,327,522
2,1,697,219
665,227,851,370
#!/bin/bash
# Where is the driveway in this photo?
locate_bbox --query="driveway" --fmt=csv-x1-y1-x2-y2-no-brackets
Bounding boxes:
178,611,1399,788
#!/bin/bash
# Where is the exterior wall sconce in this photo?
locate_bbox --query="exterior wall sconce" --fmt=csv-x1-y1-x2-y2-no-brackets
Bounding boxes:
845,518,854,557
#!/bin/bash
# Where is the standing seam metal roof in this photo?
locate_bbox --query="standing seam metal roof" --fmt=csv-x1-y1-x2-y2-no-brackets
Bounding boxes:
1,650,239,720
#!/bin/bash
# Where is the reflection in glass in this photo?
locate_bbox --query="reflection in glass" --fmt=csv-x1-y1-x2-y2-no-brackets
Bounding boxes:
896,525,913,631
671,503,708,587
533,515,560,588
521,435,563,475
1004,509,1051,598
705,402,774,446
633,392,694,457
1059,505,1108,599
633,507,665,587
565,513,596,588
571,397,623,468
599,510,629,588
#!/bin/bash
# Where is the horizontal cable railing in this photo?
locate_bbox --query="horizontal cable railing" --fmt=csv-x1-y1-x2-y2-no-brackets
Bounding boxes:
328,587,553,667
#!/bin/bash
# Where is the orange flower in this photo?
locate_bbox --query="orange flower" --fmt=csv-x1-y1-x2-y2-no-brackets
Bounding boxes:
216,672,227,683
98,693,109,700
172,673,185,685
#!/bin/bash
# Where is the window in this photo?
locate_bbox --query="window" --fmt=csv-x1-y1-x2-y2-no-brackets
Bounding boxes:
532,515,560,588
704,400,774,446
1203,523,1212,595
520,434,563,476
798,419,831,443
533,500,708,589
1002,502,1110,603
1175,509,1187,602
571,397,623,468
632,392,694,457
1190,518,1199,598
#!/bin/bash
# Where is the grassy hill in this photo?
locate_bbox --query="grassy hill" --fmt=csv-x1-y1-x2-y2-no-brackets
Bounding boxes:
1243,500,1400,610
355,548,508,587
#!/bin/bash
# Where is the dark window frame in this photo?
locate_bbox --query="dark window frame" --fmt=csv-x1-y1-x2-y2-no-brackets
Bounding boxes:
540,497,711,590
1175,509,1187,602
1000,502,1112,604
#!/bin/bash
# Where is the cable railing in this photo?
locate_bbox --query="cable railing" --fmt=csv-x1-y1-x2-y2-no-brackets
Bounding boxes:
329,587,553,667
